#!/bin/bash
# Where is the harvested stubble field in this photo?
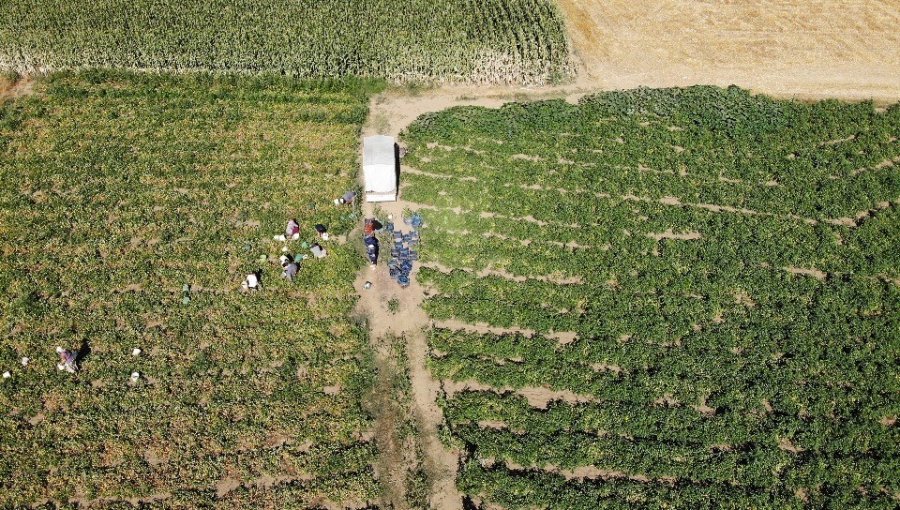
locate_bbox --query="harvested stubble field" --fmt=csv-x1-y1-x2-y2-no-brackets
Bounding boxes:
0,71,384,508
399,87,900,508
557,0,900,101
0,0,571,85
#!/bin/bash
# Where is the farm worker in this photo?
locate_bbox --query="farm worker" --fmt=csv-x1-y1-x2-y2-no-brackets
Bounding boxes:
56,346,77,373
334,191,356,206
315,224,329,241
285,219,300,240
242,272,260,291
280,253,299,281
364,218,383,236
365,236,379,266
282,262,299,281
310,243,327,259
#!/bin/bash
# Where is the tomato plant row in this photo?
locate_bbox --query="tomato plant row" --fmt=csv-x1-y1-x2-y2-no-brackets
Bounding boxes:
401,87,900,507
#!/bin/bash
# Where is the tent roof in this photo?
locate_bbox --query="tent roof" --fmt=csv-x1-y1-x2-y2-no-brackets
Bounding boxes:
363,135,395,167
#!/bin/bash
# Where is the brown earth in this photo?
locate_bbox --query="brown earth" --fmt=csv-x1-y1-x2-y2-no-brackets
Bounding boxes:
354,194,462,508
0,75,34,101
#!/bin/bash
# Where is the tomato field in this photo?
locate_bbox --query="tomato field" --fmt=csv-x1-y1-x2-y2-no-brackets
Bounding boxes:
0,71,384,508
0,0,571,85
400,87,900,508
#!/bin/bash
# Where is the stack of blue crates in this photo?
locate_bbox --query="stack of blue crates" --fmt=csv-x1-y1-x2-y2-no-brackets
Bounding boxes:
387,215,422,287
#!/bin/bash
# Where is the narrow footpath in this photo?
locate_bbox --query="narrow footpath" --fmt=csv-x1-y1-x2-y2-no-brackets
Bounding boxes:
356,86,587,509
354,198,462,510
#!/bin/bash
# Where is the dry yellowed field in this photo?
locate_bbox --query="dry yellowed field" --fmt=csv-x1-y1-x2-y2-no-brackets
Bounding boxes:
558,0,900,101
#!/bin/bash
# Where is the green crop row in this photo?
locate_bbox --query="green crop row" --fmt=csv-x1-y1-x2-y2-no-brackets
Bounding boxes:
403,88,900,219
416,206,900,282
401,87,900,506
457,462,900,510
450,423,897,498
441,390,896,461
0,0,572,84
0,71,383,506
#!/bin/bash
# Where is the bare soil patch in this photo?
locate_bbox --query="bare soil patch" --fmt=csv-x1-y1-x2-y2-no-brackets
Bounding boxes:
502,460,663,485
442,379,596,410
785,266,828,281
422,262,582,286
433,318,537,339
734,290,757,308
143,448,168,467
27,413,46,426
778,437,806,454
647,229,701,242
692,398,717,418
215,477,241,498
0,75,35,102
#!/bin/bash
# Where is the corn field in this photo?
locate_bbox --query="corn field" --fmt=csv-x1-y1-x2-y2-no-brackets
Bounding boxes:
0,0,573,85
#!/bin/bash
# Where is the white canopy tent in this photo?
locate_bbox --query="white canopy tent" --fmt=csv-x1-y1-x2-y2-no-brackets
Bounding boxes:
363,135,397,202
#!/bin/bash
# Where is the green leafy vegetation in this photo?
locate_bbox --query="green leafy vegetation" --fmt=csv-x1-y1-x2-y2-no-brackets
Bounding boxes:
0,71,384,507
367,332,431,508
401,87,900,508
0,0,571,84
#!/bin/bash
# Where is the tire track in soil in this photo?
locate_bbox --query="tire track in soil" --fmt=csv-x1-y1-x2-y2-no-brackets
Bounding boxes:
353,199,462,509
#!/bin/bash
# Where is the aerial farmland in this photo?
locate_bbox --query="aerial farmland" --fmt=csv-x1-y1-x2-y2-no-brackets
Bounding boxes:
1,1,897,509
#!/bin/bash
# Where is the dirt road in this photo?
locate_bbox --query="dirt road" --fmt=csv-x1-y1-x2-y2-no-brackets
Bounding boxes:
354,154,463,508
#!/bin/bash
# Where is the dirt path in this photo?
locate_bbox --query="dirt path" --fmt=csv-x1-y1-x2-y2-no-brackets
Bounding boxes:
0,74,35,102
353,200,462,509
354,159,462,507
